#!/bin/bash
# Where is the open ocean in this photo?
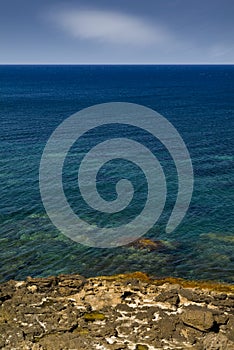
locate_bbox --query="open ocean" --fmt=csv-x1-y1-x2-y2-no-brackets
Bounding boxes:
0,65,233,283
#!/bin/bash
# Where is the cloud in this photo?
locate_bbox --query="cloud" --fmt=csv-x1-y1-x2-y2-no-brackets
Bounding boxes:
51,9,169,46
209,44,233,58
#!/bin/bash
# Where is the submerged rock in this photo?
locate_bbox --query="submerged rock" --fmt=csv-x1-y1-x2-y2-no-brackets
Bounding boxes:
127,238,178,252
0,273,234,349
200,232,234,244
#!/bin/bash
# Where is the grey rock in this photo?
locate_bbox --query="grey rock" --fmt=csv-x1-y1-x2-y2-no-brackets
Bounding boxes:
203,333,234,350
0,273,234,349
181,306,214,331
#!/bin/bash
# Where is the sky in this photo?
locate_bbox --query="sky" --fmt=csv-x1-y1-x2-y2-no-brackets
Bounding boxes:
0,0,234,64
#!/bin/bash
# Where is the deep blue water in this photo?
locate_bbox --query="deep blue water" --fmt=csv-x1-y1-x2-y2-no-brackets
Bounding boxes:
0,65,233,283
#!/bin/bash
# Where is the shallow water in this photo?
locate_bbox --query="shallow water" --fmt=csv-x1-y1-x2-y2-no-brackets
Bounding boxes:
0,65,233,283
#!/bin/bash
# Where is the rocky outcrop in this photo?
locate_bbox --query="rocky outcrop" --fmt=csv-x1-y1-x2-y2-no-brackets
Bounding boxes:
0,272,234,349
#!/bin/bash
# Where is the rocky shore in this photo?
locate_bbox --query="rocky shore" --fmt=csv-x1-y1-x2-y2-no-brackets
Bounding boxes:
0,272,234,350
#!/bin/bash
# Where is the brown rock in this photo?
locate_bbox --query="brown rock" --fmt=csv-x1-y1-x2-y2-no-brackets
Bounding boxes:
0,273,234,349
181,306,214,331
127,238,170,252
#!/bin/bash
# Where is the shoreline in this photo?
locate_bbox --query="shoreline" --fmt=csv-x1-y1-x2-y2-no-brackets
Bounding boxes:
0,272,234,349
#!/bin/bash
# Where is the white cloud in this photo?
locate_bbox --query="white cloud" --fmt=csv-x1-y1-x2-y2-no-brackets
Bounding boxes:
51,9,169,46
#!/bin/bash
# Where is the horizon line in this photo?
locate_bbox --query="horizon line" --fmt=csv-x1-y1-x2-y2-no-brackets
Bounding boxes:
0,63,234,66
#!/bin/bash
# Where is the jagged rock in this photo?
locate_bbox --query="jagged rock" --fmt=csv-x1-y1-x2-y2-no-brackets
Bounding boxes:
0,273,234,349
154,289,179,306
179,287,213,304
26,274,86,296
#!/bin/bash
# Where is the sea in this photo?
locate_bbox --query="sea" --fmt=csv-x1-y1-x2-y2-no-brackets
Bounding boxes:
0,65,233,283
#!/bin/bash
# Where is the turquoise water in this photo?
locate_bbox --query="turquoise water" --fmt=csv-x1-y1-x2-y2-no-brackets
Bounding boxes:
0,65,233,283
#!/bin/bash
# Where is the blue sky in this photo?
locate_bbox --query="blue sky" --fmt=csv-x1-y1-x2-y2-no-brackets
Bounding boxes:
0,0,234,64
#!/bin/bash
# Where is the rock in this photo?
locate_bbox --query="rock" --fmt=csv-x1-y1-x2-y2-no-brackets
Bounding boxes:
156,315,178,339
0,280,16,303
27,284,38,293
155,290,179,306
0,273,234,349
179,287,213,304
57,274,86,296
213,311,229,325
181,306,214,331
26,274,86,296
127,238,174,252
203,333,234,350
200,232,234,244
226,316,234,342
